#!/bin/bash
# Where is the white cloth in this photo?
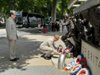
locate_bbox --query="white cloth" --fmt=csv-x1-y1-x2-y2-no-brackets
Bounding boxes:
70,20,74,29
62,20,70,35
40,37,57,54
59,21,63,33
60,25,62,33
62,25,68,35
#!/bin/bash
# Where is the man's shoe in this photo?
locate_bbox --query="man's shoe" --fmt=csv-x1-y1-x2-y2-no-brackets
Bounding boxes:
44,54,53,60
10,58,19,62
41,53,46,58
41,53,53,60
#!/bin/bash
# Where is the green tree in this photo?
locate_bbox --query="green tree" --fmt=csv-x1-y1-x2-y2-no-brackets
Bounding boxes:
0,0,72,19
56,0,70,18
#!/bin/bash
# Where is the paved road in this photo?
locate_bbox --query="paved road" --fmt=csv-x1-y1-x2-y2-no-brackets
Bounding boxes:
0,28,69,75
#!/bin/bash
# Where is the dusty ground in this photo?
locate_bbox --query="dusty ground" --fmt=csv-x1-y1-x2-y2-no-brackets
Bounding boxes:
0,28,69,75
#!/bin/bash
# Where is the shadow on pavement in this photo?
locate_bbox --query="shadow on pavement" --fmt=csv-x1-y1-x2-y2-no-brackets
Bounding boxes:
0,37,42,73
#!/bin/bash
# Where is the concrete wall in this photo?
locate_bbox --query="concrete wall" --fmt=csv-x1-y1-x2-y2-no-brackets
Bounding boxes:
81,40,100,75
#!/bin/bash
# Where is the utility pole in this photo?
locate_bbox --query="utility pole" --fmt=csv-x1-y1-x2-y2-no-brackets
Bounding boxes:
51,0,58,23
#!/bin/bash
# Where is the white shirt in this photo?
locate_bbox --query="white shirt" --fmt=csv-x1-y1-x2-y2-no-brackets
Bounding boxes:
40,37,56,49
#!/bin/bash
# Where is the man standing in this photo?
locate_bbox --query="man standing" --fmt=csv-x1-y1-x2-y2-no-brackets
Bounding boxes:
6,10,19,61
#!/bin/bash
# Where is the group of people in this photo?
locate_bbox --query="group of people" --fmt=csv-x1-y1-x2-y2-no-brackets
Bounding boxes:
48,15,74,36
6,10,75,61
37,16,75,59
60,16,75,35
5,10,62,61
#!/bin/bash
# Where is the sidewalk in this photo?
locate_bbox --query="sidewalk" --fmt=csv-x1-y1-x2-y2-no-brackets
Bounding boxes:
0,28,69,75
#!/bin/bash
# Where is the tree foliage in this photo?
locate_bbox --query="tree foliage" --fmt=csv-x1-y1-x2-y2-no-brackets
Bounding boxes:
0,0,71,18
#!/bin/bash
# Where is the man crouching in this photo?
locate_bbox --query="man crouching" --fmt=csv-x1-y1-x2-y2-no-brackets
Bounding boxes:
40,35,61,60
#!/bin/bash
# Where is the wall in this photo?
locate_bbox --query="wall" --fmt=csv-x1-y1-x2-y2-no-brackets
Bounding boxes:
81,40,100,75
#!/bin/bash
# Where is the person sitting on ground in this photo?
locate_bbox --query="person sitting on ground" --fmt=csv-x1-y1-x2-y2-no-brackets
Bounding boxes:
40,34,61,59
